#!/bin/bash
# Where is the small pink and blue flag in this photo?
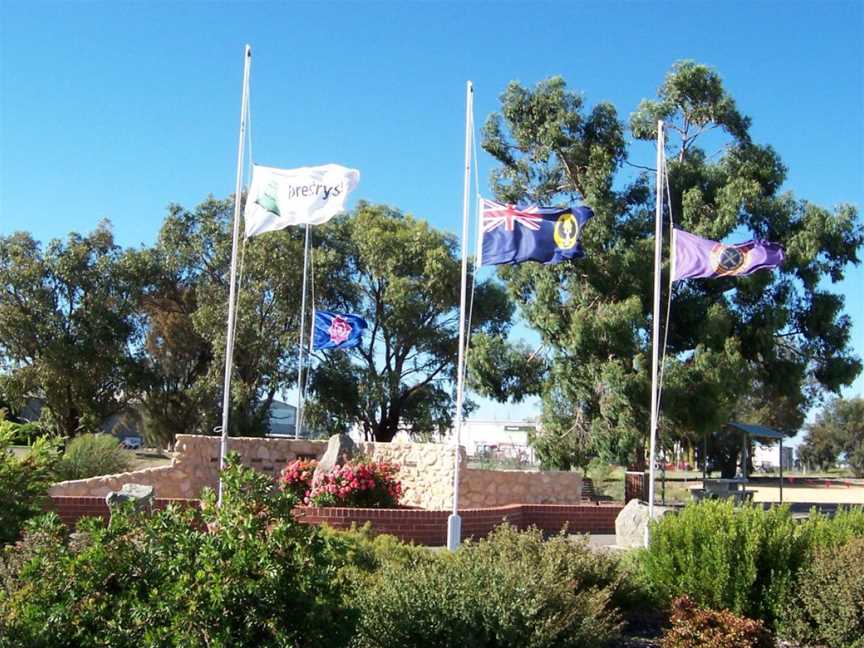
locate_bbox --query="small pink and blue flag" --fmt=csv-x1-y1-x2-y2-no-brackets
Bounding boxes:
312,311,368,350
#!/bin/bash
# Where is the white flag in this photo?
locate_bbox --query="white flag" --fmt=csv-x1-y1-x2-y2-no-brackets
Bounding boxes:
244,163,360,236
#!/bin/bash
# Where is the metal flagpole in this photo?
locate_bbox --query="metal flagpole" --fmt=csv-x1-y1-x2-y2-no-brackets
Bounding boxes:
646,119,665,545
447,80,473,551
295,224,312,439
218,44,252,506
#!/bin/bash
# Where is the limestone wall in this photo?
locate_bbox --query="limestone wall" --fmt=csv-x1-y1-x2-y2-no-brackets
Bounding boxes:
459,468,582,508
49,435,327,499
361,441,464,510
49,434,581,509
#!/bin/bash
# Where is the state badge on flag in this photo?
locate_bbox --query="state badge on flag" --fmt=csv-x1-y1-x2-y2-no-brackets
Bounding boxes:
312,311,368,350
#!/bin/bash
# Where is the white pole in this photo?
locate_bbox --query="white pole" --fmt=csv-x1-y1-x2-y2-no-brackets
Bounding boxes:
295,224,311,439
646,120,664,545
447,80,473,551
218,44,252,506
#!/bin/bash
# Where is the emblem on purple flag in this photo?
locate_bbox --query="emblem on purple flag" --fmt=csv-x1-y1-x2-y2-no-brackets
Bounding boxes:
312,311,368,350
671,228,784,281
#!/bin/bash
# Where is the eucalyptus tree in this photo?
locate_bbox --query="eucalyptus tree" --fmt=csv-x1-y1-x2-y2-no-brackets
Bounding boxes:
471,61,862,472
0,223,149,437
151,195,352,438
798,396,864,476
304,202,513,442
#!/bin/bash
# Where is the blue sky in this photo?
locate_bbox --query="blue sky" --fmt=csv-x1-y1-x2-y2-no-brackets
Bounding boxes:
1,1,862,437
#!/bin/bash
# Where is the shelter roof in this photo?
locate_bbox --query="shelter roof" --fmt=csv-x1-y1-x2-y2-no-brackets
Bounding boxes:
727,421,785,440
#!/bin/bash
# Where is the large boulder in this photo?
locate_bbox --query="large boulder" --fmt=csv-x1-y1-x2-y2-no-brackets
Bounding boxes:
615,498,677,548
105,483,154,512
313,433,358,481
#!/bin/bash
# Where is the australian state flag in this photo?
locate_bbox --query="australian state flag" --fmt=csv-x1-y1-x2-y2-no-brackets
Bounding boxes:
312,311,368,350
478,199,593,266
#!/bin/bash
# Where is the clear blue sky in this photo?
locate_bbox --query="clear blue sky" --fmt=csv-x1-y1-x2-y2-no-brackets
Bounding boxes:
1,1,862,436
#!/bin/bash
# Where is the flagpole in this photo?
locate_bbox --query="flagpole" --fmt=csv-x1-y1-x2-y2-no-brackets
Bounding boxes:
447,80,473,552
646,119,665,544
218,44,252,506
295,224,311,438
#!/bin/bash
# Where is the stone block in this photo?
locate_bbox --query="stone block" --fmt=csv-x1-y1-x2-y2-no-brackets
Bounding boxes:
615,498,677,549
105,483,154,512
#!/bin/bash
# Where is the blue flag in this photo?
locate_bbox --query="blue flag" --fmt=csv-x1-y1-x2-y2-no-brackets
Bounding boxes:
313,311,368,350
479,199,593,266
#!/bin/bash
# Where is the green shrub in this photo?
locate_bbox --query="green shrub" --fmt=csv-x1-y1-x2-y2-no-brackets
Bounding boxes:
641,500,806,628
0,415,47,446
659,596,772,648
0,427,59,545
799,505,864,552
351,525,626,648
781,538,864,648
55,433,131,480
642,501,864,631
0,455,353,648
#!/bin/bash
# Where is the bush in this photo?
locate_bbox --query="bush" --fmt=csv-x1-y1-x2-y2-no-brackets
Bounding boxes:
0,415,48,446
781,538,864,648
280,457,318,501
0,455,353,648
55,433,131,480
641,500,806,628
799,505,864,551
659,596,772,648
351,525,626,648
0,427,59,545
641,501,864,631
307,458,402,508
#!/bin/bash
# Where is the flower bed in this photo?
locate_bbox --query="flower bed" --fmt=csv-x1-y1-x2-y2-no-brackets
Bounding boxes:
279,457,403,508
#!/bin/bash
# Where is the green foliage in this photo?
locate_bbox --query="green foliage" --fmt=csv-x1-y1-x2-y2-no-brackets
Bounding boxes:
318,523,429,585
55,433,131,480
0,414,46,446
477,61,863,469
0,456,352,648
138,281,213,447
305,203,513,442
798,396,864,476
642,501,806,628
641,501,864,630
152,196,338,438
0,426,59,546
529,405,594,470
0,223,151,437
351,525,629,648
798,505,864,551
660,596,772,648
781,538,864,648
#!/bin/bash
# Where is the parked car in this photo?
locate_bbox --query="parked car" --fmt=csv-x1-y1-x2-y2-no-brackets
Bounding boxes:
120,436,143,450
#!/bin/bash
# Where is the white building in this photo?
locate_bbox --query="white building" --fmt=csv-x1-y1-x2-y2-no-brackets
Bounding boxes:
753,442,794,470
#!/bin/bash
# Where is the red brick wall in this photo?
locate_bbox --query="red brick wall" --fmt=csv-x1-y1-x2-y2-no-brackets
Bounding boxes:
293,503,623,545
49,496,201,528
49,496,622,546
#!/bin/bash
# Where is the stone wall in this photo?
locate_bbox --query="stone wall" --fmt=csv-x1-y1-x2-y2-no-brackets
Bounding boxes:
460,468,582,508
49,435,327,499
361,441,463,510
49,434,581,509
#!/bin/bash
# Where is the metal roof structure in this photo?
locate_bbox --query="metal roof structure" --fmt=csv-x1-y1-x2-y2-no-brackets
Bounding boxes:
727,421,786,440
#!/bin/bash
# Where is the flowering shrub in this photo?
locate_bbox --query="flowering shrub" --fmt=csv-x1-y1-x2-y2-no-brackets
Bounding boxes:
279,458,318,501
279,457,402,508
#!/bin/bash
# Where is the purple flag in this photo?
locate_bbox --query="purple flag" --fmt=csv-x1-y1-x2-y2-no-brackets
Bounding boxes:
671,228,784,281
